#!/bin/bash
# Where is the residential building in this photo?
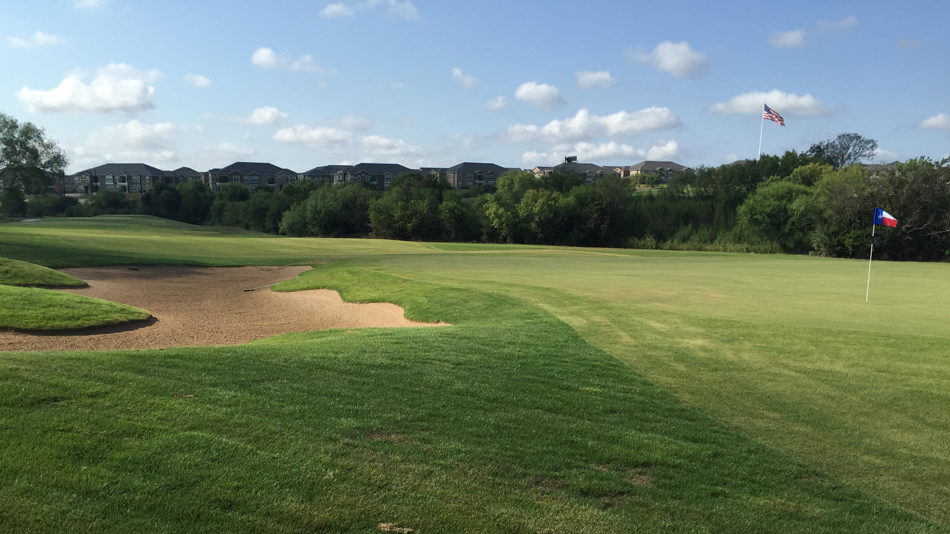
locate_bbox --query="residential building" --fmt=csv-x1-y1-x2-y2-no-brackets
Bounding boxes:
299,165,352,184
443,162,513,189
69,163,184,194
202,162,297,192
627,161,689,183
344,163,413,190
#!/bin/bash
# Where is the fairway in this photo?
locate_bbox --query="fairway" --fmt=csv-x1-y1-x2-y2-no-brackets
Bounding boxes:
1,216,948,532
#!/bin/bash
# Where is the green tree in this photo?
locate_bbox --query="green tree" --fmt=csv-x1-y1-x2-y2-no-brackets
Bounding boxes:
0,113,68,217
737,181,817,253
806,133,878,170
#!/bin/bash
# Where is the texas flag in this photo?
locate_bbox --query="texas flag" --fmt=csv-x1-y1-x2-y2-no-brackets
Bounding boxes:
874,208,897,227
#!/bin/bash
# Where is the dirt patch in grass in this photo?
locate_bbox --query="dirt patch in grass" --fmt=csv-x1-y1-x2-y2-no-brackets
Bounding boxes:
0,265,442,352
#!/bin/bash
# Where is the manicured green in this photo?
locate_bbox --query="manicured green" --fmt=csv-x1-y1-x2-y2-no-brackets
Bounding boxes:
0,285,150,330
0,256,85,287
1,216,949,530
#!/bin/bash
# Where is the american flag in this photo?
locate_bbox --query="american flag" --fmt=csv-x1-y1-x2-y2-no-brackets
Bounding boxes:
763,104,785,126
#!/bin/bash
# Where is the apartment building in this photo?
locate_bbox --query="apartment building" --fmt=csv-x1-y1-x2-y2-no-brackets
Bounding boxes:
443,162,515,189
202,162,297,192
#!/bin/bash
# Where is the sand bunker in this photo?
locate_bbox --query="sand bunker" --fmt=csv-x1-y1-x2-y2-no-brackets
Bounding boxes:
0,265,441,352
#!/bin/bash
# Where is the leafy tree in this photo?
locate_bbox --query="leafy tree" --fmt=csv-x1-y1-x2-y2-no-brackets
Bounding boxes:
369,172,445,240
806,133,878,170
0,113,68,216
27,193,79,217
140,182,182,220
279,183,376,237
85,190,138,216
175,180,214,225
439,200,481,242
737,181,817,253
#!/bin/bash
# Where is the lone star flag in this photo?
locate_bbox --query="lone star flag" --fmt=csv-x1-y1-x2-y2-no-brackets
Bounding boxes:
763,104,785,126
874,208,897,227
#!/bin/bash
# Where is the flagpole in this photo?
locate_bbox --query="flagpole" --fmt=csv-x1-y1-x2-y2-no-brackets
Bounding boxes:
757,105,765,160
866,224,876,302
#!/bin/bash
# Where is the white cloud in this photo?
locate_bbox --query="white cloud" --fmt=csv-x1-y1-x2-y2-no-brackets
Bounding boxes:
486,96,507,111
515,81,564,109
74,0,106,10
320,0,418,20
184,73,211,88
576,70,616,89
710,90,831,116
897,39,921,50
203,142,254,162
71,120,181,167
8,31,62,49
873,148,900,162
361,135,423,158
770,30,805,48
451,68,477,88
920,113,950,130
521,140,679,165
16,63,160,114
819,15,859,30
251,47,323,73
244,106,288,125
273,125,353,148
626,41,707,78
336,115,373,130
508,107,680,143
320,3,356,17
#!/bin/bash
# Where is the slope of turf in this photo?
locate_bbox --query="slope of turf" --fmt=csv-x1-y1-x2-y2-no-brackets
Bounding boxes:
0,257,85,288
1,216,949,528
0,264,939,532
0,285,151,330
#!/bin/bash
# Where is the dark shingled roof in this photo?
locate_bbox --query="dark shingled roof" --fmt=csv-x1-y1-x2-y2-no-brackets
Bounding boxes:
348,163,413,175
216,162,297,175
172,167,200,177
445,162,510,174
629,160,688,173
302,164,352,175
76,163,173,177
554,162,604,174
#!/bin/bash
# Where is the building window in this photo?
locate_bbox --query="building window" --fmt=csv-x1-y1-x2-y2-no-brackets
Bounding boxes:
232,176,240,182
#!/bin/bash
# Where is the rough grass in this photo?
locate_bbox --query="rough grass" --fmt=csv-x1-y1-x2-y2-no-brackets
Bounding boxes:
0,285,151,330
0,257,85,288
0,264,940,532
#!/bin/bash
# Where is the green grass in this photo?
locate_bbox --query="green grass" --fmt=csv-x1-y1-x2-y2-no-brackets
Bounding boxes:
0,257,86,288
1,216,949,530
1,265,939,532
0,285,151,330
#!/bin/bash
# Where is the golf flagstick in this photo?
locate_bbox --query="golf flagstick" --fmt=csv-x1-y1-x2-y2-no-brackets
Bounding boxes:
866,224,875,302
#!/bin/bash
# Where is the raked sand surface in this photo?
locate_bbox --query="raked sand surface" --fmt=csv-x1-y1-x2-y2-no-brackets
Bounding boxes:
0,265,441,352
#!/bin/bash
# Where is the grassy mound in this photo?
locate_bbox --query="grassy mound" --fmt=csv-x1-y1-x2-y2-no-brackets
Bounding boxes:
0,285,150,331
0,257,85,288
0,263,938,532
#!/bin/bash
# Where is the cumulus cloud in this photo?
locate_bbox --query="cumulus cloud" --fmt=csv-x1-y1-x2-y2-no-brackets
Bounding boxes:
451,68,477,88
626,41,707,78
331,115,371,130
74,0,106,9
203,142,254,162
873,148,900,162
8,32,62,49
486,96,507,110
508,107,680,143
251,47,323,73
71,120,181,167
576,70,616,89
184,73,211,88
320,0,418,20
521,140,680,165
819,15,859,30
273,125,354,149
16,63,160,114
710,90,831,116
770,30,805,48
920,113,950,130
361,135,423,158
243,106,288,125
515,82,564,109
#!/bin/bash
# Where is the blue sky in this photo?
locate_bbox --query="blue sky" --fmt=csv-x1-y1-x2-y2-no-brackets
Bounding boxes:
1,0,948,173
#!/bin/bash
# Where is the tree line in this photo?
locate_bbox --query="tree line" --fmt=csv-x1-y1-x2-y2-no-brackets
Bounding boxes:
3,111,948,261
